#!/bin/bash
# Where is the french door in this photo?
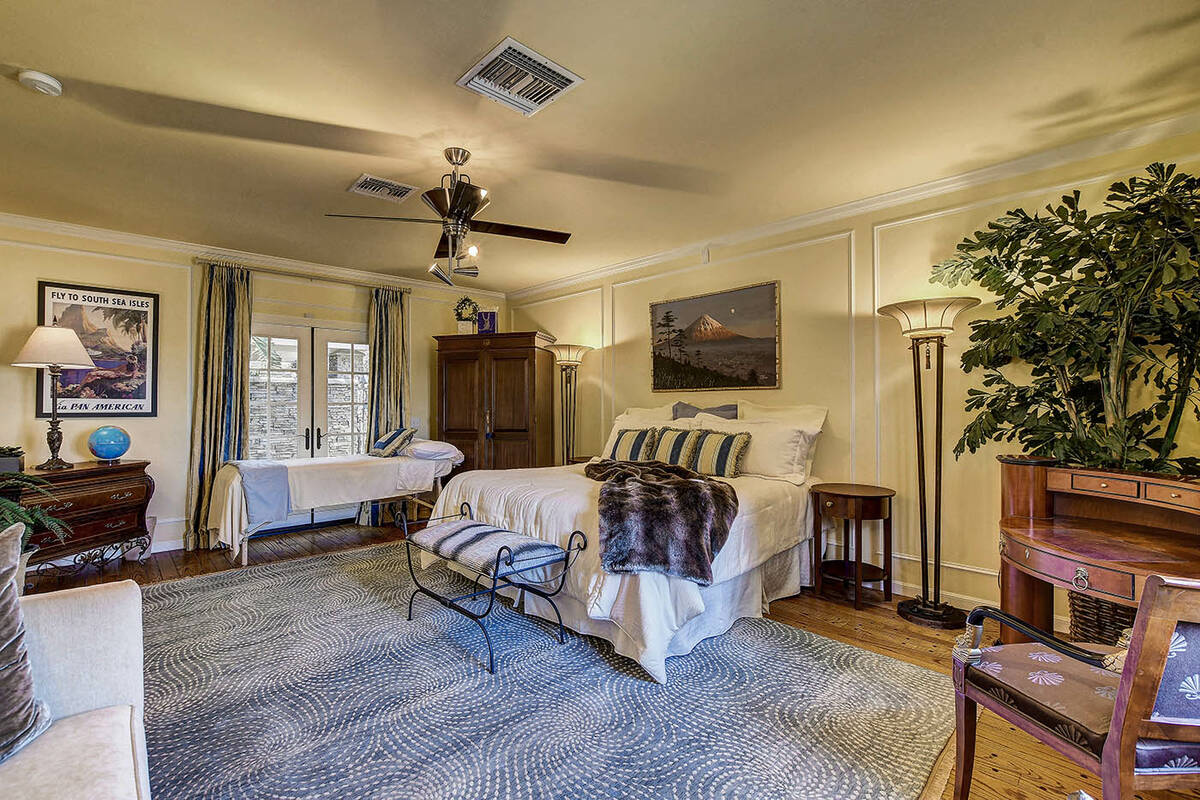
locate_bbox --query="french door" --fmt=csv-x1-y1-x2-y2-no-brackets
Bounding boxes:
248,323,370,529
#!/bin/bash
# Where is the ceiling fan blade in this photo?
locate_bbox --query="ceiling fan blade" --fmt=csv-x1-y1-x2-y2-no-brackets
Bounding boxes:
325,214,441,223
470,220,571,244
427,263,454,286
421,188,450,218
434,232,450,259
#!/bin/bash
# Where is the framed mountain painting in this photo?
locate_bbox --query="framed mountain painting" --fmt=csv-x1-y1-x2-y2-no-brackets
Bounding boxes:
649,281,780,391
35,281,159,417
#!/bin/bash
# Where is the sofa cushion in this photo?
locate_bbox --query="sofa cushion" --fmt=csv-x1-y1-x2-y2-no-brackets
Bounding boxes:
966,641,1120,757
0,705,143,799
0,523,50,765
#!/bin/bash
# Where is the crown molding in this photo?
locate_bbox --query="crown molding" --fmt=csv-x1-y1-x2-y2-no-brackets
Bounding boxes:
508,110,1200,301
0,211,505,300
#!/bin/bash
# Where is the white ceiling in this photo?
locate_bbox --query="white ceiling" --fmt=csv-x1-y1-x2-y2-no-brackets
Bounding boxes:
1,0,1198,292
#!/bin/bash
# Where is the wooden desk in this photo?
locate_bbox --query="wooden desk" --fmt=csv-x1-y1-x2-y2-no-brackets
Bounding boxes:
998,455,1200,644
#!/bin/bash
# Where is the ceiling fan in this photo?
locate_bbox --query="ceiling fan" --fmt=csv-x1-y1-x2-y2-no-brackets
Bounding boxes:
326,147,571,285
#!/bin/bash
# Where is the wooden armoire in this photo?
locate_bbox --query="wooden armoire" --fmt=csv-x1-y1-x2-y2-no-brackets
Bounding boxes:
435,331,556,472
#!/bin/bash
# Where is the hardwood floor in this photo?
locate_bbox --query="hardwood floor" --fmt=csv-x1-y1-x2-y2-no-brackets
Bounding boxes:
25,523,1198,800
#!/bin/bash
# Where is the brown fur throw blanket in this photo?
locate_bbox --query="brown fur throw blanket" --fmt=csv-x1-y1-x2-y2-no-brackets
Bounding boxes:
584,459,738,586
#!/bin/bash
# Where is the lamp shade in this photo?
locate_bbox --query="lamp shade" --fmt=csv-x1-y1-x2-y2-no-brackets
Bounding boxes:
12,325,96,369
876,297,980,339
546,343,593,366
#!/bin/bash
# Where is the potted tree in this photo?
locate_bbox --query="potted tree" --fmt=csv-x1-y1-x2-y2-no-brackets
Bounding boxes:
1,472,70,595
932,162,1200,474
932,162,1200,643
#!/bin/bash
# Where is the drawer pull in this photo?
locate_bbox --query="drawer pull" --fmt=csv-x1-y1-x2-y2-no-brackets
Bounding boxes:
1072,566,1090,591
103,520,128,530
1098,482,1109,488
824,500,834,508
1024,547,1030,560
1171,492,1183,499
998,539,1007,556
109,491,134,501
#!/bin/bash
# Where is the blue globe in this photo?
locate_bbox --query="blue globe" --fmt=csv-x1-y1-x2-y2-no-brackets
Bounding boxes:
88,426,131,462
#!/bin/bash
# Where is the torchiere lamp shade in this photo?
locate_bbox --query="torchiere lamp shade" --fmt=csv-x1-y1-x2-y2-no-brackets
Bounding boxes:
877,297,980,339
546,343,593,366
12,325,96,369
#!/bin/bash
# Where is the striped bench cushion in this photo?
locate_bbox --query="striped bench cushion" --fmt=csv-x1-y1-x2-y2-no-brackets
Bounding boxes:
409,520,566,577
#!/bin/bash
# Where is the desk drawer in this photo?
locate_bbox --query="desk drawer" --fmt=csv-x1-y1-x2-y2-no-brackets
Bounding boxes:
1009,540,1135,600
1145,482,1200,512
1071,473,1140,499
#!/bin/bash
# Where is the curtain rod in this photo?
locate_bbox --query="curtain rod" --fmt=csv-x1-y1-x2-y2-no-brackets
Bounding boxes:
194,257,413,293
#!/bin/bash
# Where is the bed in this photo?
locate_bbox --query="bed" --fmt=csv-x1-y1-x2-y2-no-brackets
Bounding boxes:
429,461,818,682
207,450,461,565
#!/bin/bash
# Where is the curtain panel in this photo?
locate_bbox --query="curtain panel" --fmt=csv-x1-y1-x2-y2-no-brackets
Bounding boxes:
359,286,410,525
186,262,252,549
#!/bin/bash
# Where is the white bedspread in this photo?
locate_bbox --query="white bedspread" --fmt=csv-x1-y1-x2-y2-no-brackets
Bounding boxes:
431,464,815,681
208,455,456,558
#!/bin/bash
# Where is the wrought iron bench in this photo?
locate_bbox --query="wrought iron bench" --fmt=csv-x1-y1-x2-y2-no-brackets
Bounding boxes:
403,503,587,673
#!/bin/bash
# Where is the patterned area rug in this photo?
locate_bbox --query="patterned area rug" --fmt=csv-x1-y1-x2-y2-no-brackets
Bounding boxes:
142,542,955,799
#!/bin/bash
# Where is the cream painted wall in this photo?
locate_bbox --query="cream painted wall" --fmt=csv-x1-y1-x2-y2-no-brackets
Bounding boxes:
509,129,1200,616
0,219,503,550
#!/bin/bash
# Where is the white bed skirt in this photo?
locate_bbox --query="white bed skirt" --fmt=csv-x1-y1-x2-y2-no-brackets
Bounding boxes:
519,541,811,681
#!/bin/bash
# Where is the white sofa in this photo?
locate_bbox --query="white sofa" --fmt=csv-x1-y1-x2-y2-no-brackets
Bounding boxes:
4,580,150,799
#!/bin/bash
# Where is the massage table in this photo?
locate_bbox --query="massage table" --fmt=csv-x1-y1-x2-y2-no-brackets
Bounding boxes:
206,453,461,565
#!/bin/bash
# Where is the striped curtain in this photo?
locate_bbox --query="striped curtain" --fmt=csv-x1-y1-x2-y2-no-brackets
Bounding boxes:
185,262,252,549
358,286,410,525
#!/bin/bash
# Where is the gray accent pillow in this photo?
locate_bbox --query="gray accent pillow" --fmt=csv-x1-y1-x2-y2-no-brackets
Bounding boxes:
0,524,50,765
672,401,738,420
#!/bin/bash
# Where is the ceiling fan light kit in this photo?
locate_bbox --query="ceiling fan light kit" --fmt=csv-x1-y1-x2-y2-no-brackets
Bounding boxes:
18,69,63,96
328,146,571,287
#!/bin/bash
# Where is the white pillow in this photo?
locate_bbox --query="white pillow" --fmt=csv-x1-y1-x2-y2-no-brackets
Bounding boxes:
404,439,465,464
685,412,820,484
737,401,827,477
598,403,675,460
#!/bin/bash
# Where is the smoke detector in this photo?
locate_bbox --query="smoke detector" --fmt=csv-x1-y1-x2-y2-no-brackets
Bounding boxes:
347,173,418,204
457,37,582,117
17,70,63,96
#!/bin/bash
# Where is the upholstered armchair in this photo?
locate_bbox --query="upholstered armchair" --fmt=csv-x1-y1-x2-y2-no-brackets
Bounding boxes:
952,575,1200,799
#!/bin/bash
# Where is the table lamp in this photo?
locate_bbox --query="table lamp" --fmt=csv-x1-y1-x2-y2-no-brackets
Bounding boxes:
877,296,979,628
12,325,96,470
546,343,593,465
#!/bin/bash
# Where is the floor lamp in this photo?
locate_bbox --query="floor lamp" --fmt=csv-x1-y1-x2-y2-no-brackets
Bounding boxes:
546,344,592,465
877,296,979,629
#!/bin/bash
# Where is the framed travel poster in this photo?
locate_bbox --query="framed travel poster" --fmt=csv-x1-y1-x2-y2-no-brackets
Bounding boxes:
35,281,160,417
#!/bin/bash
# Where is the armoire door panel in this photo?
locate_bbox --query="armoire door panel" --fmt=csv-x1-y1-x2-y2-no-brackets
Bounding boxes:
488,350,532,432
489,436,533,471
440,355,481,433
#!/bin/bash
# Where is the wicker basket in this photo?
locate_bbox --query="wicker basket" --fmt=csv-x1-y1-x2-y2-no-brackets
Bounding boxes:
1068,591,1136,645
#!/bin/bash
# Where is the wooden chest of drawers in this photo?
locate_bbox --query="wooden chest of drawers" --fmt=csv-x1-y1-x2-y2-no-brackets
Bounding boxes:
21,460,155,566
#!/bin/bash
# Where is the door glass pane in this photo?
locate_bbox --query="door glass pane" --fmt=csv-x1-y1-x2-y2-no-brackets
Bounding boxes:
324,339,370,454
248,335,303,460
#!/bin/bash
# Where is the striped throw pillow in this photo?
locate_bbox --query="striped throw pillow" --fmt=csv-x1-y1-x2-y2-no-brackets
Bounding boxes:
691,429,752,478
606,428,659,461
369,427,417,457
647,427,703,467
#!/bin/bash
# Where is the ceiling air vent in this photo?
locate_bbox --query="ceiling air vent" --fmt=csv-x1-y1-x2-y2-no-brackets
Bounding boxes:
457,37,583,117
347,173,417,204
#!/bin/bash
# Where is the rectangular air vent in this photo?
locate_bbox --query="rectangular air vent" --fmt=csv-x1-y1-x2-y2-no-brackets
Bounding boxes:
347,173,417,204
457,37,583,117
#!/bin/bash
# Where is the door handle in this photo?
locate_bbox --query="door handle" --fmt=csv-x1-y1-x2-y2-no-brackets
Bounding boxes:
484,410,493,440
316,427,323,449
304,427,311,451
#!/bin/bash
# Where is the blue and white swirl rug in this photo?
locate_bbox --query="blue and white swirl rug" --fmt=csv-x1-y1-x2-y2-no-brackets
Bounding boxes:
142,542,954,799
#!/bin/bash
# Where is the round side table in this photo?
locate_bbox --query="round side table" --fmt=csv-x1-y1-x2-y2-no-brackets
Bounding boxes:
811,483,895,610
